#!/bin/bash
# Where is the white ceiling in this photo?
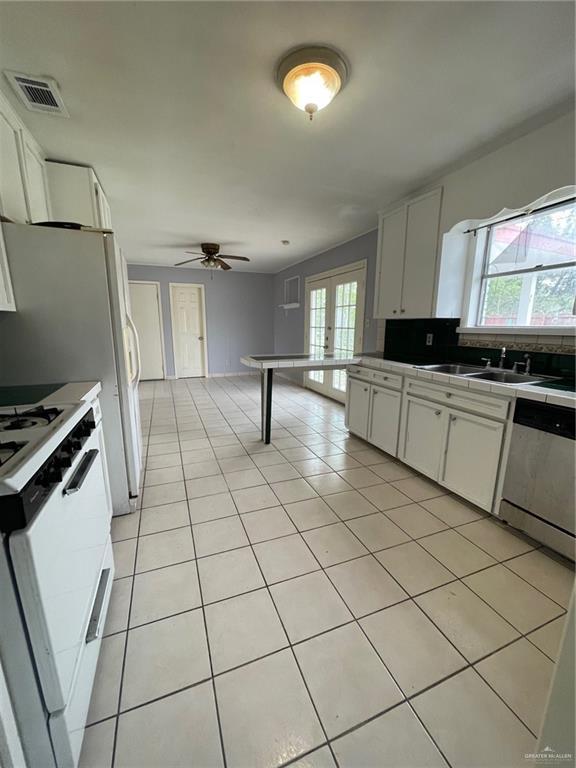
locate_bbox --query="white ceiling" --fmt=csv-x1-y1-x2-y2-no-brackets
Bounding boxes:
0,2,574,273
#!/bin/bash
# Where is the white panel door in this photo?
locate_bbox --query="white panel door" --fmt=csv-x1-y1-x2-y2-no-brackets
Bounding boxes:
170,284,207,378
441,409,504,511
345,377,370,439
401,397,446,478
368,385,401,456
129,282,165,380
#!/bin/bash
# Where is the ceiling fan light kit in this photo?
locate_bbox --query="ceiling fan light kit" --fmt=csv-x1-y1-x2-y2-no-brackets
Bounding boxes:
175,242,250,271
277,45,348,120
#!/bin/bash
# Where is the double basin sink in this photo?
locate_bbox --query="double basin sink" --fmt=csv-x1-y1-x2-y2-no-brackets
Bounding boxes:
418,363,556,386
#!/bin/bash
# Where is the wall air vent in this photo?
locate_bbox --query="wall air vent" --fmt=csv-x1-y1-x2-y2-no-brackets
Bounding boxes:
4,71,69,117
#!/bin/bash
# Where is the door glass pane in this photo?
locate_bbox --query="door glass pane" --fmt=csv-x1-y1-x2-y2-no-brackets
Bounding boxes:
332,280,358,392
308,286,326,383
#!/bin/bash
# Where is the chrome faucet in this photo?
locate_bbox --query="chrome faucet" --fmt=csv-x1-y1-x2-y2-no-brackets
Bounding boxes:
499,347,507,368
480,357,492,368
512,354,532,375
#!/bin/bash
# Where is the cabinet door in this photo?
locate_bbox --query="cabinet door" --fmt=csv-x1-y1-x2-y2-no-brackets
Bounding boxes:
94,180,112,229
0,110,28,222
22,138,50,222
0,224,16,311
441,410,504,511
368,385,401,456
401,188,442,317
373,206,406,318
346,377,370,439
401,396,445,479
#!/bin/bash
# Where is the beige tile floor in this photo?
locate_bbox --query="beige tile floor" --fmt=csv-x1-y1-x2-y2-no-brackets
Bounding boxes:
80,375,575,768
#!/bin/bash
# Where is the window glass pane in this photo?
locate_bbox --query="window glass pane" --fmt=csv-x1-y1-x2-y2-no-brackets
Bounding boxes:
486,200,576,275
480,267,576,327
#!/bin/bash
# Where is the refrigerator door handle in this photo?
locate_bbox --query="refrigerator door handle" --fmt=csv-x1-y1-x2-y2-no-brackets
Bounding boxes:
126,313,141,386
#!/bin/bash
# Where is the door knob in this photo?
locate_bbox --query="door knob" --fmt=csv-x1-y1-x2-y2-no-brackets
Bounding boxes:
198,336,204,341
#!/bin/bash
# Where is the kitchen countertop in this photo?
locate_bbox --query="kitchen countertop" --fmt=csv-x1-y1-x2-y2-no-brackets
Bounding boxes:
241,353,362,370
354,356,576,409
0,381,101,408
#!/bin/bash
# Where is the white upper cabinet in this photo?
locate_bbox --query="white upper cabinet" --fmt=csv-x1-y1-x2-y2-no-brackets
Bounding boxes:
47,162,112,229
373,206,406,319
0,108,28,223
21,136,50,222
373,187,442,319
0,90,50,225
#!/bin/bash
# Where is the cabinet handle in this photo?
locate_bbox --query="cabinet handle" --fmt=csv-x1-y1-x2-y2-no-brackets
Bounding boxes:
363,388,368,392
434,410,441,416
446,393,452,398
450,415,457,422
373,390,378,395
382,376,388,380
392,310,397,314
400,308,406,313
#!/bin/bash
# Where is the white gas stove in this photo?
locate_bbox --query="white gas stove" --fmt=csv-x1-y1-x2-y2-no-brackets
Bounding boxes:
0,390,114,767
0,402,92,496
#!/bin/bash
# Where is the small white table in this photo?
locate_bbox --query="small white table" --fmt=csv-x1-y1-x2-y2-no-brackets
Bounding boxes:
240,353,362,443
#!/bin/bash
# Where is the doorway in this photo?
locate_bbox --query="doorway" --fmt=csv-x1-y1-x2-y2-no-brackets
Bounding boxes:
304,261,366,402
128,281,165,380
169,283,208,378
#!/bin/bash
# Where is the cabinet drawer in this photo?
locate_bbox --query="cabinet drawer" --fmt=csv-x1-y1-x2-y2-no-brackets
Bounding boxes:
370,370,402,389
405,378,509,420
347,365,374,380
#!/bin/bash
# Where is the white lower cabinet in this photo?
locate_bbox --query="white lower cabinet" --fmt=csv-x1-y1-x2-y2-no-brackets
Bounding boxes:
440,409,504,510
401,396,446,477
368,384,401,456
346,377,371,439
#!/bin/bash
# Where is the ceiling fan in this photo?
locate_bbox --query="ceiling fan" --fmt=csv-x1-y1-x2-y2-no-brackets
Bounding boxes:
175,243,250,270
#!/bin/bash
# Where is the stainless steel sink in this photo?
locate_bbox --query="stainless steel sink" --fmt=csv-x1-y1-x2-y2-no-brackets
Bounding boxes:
418,364,486,375
465,369,553,384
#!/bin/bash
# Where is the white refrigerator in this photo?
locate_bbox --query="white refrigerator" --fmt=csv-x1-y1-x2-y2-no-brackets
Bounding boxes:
0,222,142,515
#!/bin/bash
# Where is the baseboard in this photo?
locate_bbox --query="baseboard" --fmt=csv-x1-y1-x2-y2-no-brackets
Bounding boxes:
206,371,257,378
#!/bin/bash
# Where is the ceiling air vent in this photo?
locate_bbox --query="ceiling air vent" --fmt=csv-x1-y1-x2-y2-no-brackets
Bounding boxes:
4,71,69,117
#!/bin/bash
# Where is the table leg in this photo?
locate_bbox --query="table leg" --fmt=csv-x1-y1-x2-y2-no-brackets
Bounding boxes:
260,368,273,444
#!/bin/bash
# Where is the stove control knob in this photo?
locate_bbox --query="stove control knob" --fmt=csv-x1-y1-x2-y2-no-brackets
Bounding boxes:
66,439,82,453
84,419,96,433
57,454,72,469
45,467,62,484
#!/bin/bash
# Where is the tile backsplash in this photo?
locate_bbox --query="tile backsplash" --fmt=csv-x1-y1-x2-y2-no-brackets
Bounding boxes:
380,318,575,380
459,332,574,355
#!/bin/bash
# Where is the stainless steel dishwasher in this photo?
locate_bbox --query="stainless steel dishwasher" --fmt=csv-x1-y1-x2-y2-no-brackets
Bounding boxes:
500,398,575,561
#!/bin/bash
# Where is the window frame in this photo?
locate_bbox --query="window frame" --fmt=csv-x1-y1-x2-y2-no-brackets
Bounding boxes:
459,187,576,336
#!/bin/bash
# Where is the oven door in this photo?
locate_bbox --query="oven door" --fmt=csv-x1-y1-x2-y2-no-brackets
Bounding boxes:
49,538,114,768
9,426,113,713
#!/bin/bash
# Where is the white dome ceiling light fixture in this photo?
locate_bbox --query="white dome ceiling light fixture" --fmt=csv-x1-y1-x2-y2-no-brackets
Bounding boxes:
277,46,349,121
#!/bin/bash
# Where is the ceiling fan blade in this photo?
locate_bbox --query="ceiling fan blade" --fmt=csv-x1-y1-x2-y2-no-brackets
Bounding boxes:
215,258,232,270
219,255,250,261
175,257,204,266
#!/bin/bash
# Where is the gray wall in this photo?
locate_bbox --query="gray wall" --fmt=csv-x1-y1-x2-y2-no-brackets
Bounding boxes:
127,265,274,376
273,230,379,356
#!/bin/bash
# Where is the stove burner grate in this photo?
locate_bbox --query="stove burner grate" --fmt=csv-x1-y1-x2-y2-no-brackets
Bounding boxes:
0,406,63,432
0,440,27,467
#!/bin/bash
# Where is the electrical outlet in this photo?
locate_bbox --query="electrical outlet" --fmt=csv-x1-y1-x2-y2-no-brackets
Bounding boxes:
426,333,434,346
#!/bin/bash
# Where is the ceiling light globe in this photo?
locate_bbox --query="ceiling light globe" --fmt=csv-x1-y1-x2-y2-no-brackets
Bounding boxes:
283,63,341,117
277,46,348,120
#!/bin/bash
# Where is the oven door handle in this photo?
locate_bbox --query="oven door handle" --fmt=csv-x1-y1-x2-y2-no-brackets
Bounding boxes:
63,449,98,495
86,567,111,643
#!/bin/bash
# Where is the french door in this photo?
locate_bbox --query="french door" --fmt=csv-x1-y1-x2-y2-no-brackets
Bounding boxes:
305,263,366,402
